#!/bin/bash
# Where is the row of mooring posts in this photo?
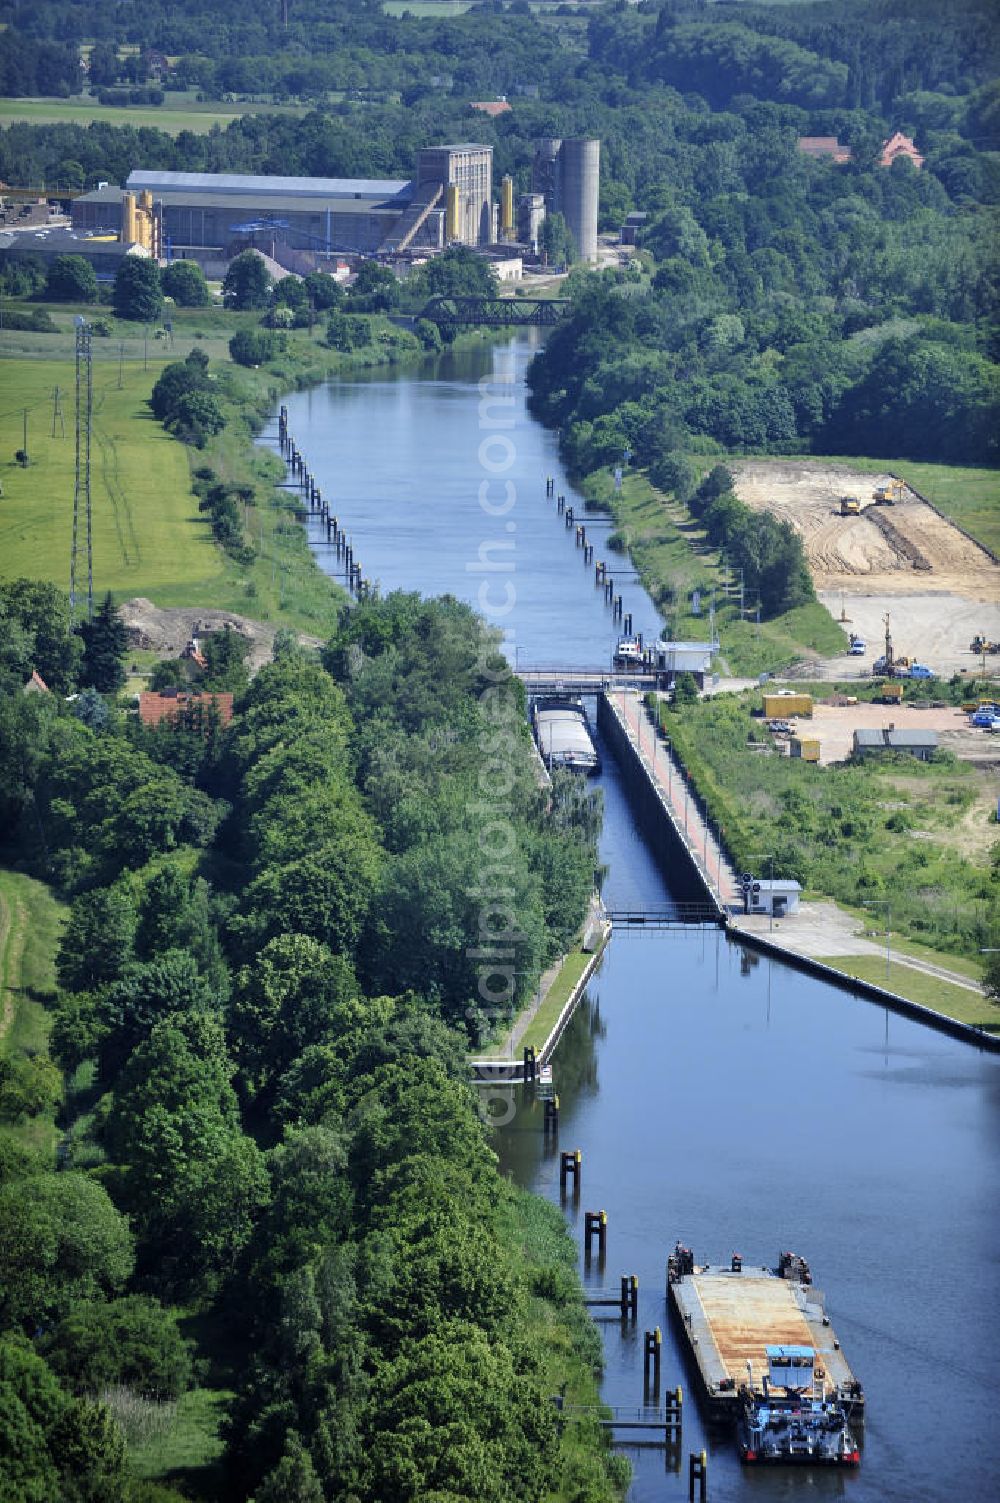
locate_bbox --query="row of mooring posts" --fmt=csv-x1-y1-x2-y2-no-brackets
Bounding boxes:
277,404,368,599
542,1110,704,1486
546,473,631,632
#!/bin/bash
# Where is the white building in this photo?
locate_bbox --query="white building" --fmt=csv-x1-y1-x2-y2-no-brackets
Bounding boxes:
743,878,801,919
653,639,719,687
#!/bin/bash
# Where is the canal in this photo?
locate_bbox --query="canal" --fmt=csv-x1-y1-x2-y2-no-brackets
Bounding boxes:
272,335,1000,1503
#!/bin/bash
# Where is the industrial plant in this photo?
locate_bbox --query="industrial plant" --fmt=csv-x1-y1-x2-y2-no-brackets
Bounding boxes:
60,137,600,277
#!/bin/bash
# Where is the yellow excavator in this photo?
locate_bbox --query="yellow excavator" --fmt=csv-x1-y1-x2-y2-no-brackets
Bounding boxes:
872,478,905,505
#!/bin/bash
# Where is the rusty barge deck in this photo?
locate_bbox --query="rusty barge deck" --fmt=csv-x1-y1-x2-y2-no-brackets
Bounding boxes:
667,1258,864,1424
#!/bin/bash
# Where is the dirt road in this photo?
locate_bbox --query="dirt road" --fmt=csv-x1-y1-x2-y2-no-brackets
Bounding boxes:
731,461,1000,674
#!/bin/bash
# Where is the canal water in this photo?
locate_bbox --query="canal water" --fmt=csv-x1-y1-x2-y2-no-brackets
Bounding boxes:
273,336,1000,1503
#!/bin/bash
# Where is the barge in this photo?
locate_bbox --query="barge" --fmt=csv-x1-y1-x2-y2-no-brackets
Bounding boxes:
667,1245,863,1464
531,695,601,775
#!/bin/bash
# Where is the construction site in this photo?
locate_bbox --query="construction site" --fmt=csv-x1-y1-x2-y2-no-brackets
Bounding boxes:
731,460,1000,677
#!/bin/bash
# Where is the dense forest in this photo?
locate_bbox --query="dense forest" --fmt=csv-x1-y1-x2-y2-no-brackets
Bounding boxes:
0,584,616,1501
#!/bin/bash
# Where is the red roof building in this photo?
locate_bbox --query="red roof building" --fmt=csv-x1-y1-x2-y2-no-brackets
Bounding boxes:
138,689,234,730
23,669,50,694
879,132,924,169
470,99,512,117
797,136,852,164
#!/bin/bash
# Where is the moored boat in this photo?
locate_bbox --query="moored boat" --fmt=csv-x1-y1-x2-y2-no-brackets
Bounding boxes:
532,695,600,774
738,1346,860,1465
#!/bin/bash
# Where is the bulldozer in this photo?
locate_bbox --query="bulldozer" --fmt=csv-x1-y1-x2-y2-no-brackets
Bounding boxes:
970,634,1000,655
873,478,905,505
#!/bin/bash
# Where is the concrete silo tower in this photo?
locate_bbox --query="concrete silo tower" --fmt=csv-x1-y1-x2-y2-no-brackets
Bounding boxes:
559,138,599,263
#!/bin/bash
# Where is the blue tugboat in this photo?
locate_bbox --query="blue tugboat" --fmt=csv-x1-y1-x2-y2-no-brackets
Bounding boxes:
738,1346,861,1465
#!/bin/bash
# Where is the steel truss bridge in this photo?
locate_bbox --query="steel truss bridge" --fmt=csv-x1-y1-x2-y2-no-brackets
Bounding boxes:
420,296,570,328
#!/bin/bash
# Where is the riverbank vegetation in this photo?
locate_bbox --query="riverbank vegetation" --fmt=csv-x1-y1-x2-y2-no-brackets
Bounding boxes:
656,687,999,972
0,592,619,1501
584,465,846,674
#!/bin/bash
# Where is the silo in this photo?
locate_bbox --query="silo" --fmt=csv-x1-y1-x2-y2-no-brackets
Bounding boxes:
446,183,460,241
560,138,599,263
501,174,514,237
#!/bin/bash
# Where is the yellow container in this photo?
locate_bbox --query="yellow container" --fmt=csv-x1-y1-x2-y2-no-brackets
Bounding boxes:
763,693,813,719
790,738,820,761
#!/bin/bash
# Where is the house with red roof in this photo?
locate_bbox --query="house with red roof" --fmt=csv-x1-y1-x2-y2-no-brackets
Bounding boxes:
879,132,924,169
138,689,234,731
796,136,852,164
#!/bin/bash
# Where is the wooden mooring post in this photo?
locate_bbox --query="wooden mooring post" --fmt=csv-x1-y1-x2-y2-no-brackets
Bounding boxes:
689,1449,707,1501
620,1272,638,1320
522,1044,537,1083
543,1094,560,1132
559,1149,581,1192
664,1386,683,1444
643,1327,662,1391
584,1210,607,1258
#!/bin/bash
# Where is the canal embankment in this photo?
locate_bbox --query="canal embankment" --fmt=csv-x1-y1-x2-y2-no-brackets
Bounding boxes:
472,905,611,1082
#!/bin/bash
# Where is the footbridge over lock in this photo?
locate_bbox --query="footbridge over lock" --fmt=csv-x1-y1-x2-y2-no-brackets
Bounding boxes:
517,666,659,696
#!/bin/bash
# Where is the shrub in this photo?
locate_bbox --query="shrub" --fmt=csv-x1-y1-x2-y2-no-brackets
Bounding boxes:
229,327,279,367
46,254,98,303
161,261,210,307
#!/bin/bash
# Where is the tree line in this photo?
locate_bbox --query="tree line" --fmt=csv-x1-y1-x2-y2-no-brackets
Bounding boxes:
0,588,616,1502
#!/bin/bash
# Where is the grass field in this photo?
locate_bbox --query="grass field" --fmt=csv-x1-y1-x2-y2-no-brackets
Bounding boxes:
0,94,308,136
0,353,232,601
120,1385,232,1496
818,955,997,1031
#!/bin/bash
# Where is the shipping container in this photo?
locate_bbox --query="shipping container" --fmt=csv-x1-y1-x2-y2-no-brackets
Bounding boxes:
762,692,813,719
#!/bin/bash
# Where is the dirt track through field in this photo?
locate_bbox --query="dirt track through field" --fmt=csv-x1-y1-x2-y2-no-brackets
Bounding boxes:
731,461,1000,673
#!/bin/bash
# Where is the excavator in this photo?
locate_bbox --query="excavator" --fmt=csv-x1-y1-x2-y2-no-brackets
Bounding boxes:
872,478,905,505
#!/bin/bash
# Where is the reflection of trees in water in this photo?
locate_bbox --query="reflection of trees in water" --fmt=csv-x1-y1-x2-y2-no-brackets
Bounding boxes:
555,990,602,1096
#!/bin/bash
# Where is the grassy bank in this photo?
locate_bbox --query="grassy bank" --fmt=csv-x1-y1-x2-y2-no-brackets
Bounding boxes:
496,1187,629,1501
582,465,846,673
521,945,601,1054
818,956,997,1031
656,689,998,971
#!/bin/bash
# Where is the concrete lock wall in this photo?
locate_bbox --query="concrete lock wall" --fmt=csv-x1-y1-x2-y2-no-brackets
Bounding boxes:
596,695,717,908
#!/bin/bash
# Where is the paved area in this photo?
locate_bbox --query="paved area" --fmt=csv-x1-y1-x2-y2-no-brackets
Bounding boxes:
731,902,982,994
